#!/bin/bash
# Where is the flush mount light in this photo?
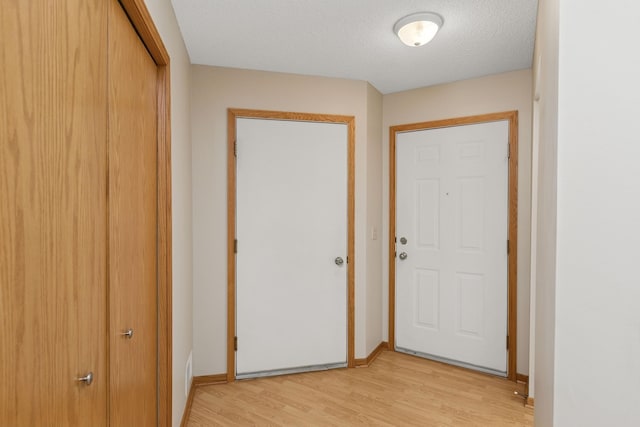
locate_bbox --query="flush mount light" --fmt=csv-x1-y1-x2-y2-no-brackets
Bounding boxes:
394,12,444,47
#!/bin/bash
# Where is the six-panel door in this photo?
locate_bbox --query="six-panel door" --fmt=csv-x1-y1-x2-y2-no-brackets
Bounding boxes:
395,121,509,375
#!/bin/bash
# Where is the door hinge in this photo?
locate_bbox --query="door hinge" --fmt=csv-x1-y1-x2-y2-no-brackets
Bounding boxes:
507,239,510,254
506,335,510,350
234,140,237,157
234,239,238,253
234,336,238,351
508,143,511,159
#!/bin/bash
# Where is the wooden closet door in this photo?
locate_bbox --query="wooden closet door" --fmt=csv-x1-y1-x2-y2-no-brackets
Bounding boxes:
0,1,108,426
107,0,159,425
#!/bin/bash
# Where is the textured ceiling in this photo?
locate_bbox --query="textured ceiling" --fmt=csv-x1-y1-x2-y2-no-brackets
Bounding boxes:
171,0,538,94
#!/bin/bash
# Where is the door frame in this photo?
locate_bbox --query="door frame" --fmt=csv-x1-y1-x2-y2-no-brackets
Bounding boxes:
227,108,356,381
388,111,519,381
118,0,172,424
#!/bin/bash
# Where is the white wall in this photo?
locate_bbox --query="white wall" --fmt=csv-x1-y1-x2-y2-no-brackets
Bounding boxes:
528,90,540,400
551,1,640,425
534,1,640,425
142,1,193,425
382,69,533,375
532,0,559,423
191,66,384,375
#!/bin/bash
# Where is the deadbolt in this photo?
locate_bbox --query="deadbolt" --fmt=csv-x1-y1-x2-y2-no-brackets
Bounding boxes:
400,237,407,245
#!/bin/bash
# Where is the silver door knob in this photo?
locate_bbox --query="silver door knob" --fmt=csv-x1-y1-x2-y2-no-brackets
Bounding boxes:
335,257,344,266
121,328,134,339
399,252,408,260
77,372,93,386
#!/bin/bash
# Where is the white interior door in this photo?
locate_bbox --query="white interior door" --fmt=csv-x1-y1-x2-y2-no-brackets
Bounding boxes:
236,118,348,378
395,120,509,375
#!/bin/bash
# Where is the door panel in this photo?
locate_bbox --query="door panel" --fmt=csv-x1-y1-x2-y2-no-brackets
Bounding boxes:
108,0,158,424
417,180,440,248
0,0,108,425
236,118,348,376
458,177,484,250
415,269,439,329
396,121,508,375
457,273,484,337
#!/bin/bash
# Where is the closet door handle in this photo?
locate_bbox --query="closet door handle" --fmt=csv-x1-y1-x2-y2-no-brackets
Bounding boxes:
77,372,93,386
121,328,134,339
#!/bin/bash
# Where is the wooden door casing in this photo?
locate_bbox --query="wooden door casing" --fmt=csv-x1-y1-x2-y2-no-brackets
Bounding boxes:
226,109,357,381
116,0,173,423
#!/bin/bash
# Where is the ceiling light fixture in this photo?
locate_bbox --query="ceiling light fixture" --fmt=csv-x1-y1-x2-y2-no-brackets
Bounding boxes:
394,12,444,47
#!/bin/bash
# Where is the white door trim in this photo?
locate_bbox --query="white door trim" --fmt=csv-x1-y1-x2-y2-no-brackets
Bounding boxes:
388,111,519,381
227,108,356,382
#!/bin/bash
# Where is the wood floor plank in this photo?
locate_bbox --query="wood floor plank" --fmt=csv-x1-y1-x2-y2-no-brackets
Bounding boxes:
186,351,533,426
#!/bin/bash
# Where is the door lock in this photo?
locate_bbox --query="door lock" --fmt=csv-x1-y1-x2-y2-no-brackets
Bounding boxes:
334,257,344,266
399,252,408,260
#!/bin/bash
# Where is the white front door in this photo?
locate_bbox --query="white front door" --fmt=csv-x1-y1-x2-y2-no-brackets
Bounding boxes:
395,120,509,375
236,118,348,378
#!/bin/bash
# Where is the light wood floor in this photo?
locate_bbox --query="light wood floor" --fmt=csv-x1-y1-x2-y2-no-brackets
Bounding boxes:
185,351,533,426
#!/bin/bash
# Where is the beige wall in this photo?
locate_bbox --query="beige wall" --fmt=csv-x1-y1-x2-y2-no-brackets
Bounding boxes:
381,69,533,375
142,0,193,425
118,3,535,422
191,66,385,375
365,83,384,354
